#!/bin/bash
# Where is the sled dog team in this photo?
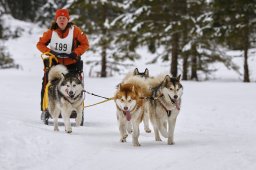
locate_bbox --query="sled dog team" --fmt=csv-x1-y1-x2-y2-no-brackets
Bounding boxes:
46,64,183,146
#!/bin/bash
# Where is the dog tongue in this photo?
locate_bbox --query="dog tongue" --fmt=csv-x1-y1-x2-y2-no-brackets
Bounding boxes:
175,100,180,110
125,111,131,121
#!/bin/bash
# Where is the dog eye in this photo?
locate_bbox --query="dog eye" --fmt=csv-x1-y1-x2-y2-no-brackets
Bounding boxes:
170,88,173,90
73,84,76,87
121,99,124,102
128,100,132,102
67,85,70,87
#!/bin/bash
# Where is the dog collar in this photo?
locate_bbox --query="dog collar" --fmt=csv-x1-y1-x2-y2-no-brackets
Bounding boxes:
58,90,83,104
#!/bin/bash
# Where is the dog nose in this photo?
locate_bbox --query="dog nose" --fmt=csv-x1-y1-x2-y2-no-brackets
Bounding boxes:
124,106,128,111
69,91,74,96
174,95,178,99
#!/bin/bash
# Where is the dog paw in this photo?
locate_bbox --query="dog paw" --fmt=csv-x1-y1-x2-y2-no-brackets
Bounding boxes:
132,137,141,146
155,137,162,142
66,130,72,133
145,128,151,133
133,142,141,147
65,127,72,133
120,134,128,143
168,141,175,145
120,138,126,143
168,138,175,145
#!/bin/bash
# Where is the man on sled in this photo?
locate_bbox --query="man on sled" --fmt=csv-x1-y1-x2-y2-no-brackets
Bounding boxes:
36,9,89,125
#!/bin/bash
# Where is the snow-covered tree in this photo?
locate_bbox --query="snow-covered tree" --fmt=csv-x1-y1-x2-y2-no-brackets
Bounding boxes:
36,0,69,27
0,3,16,69
1,0,46,22
182,0,214,80
70,0,125,77
116,0,181,74
212,0,256,82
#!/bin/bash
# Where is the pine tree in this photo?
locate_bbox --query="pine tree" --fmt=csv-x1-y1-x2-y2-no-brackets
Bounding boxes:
117,0,200,77
185,0,213,80
116,0,178,74
70,0,124,77
174,0,231,81
36,0,68,27
2,0,46,22
180,0,189,80
0,7,16,69
212,0,256,82
0,17,3,39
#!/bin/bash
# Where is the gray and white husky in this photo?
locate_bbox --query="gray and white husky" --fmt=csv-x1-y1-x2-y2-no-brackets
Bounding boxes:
146,74,183,145
47,64,84,133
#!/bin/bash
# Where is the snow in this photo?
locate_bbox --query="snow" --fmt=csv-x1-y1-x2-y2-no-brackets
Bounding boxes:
1,17,256,170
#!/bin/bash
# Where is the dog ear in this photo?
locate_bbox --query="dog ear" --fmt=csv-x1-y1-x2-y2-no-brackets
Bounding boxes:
116,83,122,90
162,75,171,87
177,74,181,81
132,85,135,93
76,73,82,81
144,68,149,77
133,68,139,75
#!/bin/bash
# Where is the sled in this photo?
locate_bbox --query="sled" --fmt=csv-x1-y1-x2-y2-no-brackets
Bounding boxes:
40,52,85,126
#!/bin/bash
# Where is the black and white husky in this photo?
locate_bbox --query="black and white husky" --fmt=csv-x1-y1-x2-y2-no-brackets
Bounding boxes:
47,64,84,133
146,74,183,145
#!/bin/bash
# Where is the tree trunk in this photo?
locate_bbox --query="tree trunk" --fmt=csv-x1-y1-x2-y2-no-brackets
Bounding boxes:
182,54,189,80
243,47,250,82
101,45,107,77
171,32,179,77
180,0,188,80
170,0,181,77
190,43,198,81
100,5,107,78
243,26,250,82
0,20,3,39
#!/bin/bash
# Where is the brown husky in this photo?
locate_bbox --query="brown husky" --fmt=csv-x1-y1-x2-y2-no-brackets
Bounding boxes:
114,76,150,146
122,68,152,133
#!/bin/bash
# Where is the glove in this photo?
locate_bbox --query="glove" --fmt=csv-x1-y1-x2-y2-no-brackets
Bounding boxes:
67,52,78,61
50,50,69,58
49,50,59,56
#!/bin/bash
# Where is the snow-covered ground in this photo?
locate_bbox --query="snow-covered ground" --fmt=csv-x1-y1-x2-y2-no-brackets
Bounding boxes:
0,16,256,170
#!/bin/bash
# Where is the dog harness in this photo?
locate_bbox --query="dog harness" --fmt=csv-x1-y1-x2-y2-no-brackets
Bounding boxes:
50,26,74,56
57,90,84,104
157,99,173,117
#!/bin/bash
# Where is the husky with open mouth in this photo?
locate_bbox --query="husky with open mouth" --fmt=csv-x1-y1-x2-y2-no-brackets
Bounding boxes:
122,68,152,133
147,74,183,145
47,64,84,133
114,76,150,146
